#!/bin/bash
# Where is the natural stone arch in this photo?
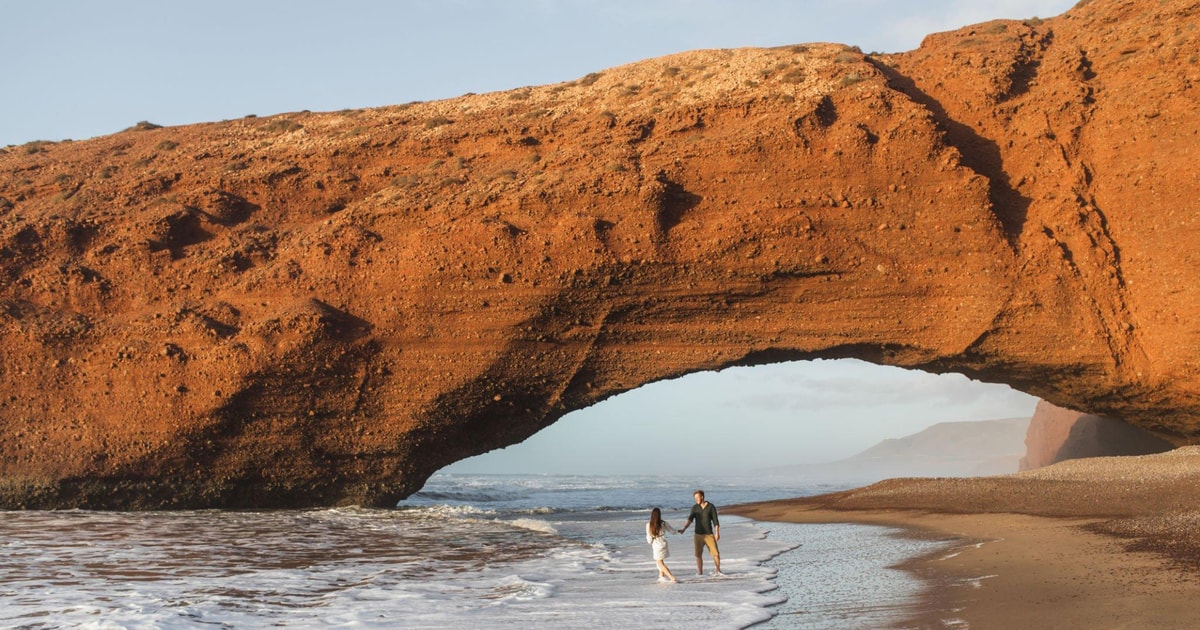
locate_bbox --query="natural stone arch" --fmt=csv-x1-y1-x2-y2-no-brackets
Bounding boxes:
439,358,1040,477
2,0,1198,509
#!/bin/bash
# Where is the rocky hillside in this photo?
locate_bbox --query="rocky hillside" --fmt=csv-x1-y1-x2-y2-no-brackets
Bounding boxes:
1,0,1198,508
767,418,1031,482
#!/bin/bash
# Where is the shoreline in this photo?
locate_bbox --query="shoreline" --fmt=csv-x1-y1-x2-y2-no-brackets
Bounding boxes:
731,448,1200,627
735,506,1200,628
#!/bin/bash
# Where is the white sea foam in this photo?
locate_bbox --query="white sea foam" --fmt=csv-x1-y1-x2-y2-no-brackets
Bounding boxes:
962,574,999,589
486,575,557,602
507,518,559,535
412,503,499,518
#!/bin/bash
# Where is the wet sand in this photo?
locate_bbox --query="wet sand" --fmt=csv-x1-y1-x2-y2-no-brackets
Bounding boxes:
731,447,1200,628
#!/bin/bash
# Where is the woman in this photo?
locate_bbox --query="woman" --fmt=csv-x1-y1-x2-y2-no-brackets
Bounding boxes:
646,507,680,583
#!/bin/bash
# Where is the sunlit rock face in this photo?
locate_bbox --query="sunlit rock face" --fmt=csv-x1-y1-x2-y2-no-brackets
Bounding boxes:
1020,400,1174,471
1,0,1198,509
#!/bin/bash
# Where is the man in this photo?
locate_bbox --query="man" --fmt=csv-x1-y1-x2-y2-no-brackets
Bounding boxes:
681,489,721,576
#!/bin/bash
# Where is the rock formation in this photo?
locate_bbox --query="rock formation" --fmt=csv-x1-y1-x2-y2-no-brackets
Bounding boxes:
1,0,1198,508
1020,400,1173,470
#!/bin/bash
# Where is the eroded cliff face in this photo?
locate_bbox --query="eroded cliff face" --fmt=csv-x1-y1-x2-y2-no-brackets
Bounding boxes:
1020,400,1173,470
2,0,1198,508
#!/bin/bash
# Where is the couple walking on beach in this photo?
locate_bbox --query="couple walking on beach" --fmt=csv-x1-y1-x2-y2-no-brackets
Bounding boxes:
646,489,721,583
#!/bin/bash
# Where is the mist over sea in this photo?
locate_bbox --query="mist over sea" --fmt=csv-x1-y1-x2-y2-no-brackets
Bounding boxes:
1,474,951,628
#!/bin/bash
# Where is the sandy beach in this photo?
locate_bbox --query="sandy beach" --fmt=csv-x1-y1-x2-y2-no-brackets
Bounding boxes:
731,447,1200,628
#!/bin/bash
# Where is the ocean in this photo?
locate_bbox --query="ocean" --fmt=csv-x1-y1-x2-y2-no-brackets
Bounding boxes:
0,474,954,629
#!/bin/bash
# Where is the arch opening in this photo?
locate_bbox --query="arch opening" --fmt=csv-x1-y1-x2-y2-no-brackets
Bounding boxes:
438,358,1039,480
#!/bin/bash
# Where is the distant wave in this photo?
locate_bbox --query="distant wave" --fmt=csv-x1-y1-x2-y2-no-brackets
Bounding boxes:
405,504,498,519
507,518,559,535
412,490,527,503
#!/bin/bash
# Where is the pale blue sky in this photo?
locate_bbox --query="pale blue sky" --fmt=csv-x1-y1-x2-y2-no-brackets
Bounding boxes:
4,0,1074,147
4,0,1072,474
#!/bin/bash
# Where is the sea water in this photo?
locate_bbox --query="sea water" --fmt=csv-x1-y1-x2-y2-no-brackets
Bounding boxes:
0,474,952,628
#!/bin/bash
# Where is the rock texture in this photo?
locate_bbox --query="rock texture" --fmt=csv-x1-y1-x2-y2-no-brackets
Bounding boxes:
1020,400,1173,470
1,0,1198,509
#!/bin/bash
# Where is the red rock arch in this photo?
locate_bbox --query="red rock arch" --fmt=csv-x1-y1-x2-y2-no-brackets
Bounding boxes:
1,0,1197,508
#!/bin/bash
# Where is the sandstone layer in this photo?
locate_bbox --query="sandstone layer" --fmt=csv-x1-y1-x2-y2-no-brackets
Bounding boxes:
1,0,1198,508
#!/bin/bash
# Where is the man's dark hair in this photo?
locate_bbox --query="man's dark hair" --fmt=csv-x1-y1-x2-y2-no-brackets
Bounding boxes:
694,489,705,498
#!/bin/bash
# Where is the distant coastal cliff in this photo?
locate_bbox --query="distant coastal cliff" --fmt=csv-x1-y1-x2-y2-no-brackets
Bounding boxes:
1021,400,1173,470
765,417,1031,481
2,0,1198,509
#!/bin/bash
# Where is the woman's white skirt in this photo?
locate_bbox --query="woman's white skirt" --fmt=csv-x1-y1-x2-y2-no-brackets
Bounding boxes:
651,537,669,560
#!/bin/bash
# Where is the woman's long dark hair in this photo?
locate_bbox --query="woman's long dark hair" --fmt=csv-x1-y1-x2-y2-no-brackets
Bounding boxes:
649,507,663,537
